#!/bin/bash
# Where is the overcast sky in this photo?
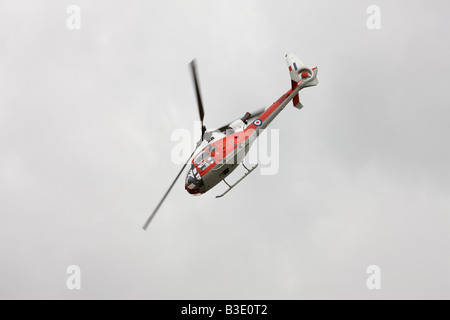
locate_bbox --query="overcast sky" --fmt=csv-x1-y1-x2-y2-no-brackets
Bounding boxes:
1,0,449,299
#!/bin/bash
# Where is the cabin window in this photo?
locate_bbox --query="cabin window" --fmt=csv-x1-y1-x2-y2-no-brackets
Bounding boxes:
225,127,235,135
194,151,208,165
206,145,216,156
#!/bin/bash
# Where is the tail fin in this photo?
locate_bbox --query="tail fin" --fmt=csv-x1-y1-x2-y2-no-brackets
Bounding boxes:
285,53,318,109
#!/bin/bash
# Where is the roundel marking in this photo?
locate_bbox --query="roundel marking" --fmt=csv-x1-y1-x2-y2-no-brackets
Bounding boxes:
253,119,262,126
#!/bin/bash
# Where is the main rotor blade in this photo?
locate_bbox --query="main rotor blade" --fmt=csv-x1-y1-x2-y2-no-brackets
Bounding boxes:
142,149,196,230
190,60,206,139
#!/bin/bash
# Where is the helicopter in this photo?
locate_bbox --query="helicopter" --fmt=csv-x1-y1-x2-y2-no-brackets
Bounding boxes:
143,53,318,230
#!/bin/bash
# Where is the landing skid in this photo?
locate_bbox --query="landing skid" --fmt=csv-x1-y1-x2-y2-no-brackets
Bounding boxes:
215,164,259,198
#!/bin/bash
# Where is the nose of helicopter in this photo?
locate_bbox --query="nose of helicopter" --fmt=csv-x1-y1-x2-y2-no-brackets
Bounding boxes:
185,183,201,195
185,165,204,195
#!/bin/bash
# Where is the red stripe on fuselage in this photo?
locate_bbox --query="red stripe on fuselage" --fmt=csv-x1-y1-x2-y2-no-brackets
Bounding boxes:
193,131,249,177
246,87,295,131
193,82,301,177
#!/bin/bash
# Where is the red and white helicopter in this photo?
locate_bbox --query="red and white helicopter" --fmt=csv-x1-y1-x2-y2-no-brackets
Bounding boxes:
143,53,318,229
